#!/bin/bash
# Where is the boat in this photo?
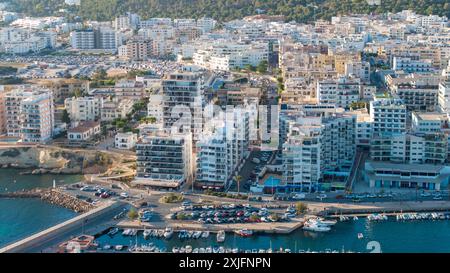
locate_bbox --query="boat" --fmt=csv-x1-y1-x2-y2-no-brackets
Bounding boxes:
108,227,119,236
217,230,226,243
122,229,131,236
235,229,253,237
115,245,124,251
193,231,203,239
315,217,337,226
164,228,174,239
201,231,210,238
143,229,152,239
303,220,331,232
185,245,193,253
357,233,364,239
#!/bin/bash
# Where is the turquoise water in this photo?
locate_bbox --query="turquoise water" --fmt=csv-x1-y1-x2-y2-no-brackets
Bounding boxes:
0,169,82,247
264,176,281,187
0,169,83,193
0,198,78,247
96,218,450,253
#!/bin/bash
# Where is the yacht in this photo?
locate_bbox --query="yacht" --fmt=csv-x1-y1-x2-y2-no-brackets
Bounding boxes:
303,220,331,232
217,230,226,243
315,217,337,226
164,228,174,239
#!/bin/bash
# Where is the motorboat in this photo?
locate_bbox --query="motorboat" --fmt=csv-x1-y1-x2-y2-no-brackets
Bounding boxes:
108,227,119,236
315,217,337,226
357,233,364,239
172,247,179,253
115,245,124,251
217,230,226,243
164,228,174,239
353,216,359,221
201,231,210,238
193,231,203,239
143,229,152,239
185,245,193,253
235,229,253,237
303,220,331,232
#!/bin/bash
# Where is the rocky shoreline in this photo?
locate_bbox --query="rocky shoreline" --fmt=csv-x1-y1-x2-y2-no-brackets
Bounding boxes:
0,189,94,213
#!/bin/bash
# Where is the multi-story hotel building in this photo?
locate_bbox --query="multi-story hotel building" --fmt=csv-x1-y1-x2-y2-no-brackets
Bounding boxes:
195,110,250,190
282,113,356,192
19,91,54,143
161,71,205,141
316,76,361,109
135,130,193,190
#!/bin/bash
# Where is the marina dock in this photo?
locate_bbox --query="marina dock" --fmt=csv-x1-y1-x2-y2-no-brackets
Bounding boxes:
116,217,305,234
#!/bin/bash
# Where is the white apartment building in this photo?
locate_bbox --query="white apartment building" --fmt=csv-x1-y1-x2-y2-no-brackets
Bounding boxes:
19,92,54,143
70,29,95,49
438,80,450,117
4,86,54,140
412,112,449,133
391,81,439,112
196,18,217,33
370,98,407,135
64,96,102,122
193,40,269,71
114,80,145,101
115,132,137,150
370,132,447,165
0,28,55,54
282,113,356,192
161,71,205,140
100,97,133,122
70,28,117,50
135,131,193,190
196,110,250,190
392,56,434,73
316,76,361,109
147,94,163,124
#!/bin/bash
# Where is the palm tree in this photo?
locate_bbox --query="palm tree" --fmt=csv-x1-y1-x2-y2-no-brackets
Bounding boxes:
234,175,242,196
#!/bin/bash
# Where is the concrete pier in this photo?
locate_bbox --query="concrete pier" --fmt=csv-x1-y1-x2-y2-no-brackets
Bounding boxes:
0,201,121,253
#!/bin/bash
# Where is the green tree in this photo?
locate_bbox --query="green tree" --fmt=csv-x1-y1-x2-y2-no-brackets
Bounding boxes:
127,207,139,220
256,60,268,73
295,202,308,214
62,109,71,124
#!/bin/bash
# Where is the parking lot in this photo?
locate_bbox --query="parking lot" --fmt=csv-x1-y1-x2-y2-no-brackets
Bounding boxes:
169,201,294,225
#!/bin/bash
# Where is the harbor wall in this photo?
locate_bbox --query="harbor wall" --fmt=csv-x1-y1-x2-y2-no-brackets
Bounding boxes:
0,201,121,253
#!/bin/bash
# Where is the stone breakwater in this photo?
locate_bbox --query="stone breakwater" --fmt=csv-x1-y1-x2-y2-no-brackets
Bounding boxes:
0,189,94,213
40,190,94,213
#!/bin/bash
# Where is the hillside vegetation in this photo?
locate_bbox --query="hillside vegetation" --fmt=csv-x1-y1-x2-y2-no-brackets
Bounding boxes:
7,0,450,23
